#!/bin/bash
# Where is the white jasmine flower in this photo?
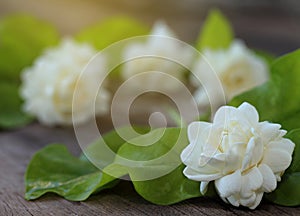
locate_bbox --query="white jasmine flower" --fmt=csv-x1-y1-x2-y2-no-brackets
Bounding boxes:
20,39,110,126
121,21,194,92
181,102,294,209
192,40,269,106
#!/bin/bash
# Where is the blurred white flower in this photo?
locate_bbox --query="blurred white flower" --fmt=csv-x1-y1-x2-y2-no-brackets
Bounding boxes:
192,40,269,106
20,39,110,126
181,102,294,209
121,21,194,92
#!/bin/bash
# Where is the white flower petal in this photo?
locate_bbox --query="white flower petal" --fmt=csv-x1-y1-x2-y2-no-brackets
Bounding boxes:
227,195,240,207
213,105,237,125
200,181,209,194
215,170,242,198
240,193,256,207
183,167,222,182
274,172,282,181
181,102,294,210
262,148,292,173
241,167,263,198
249,192,264,210
191,39,269,106
20,38,109,126
257,121,283,143
122,21,193,92
200,152,226,165
237,102,259,126
268,138,295,155
242,137,263,171
258,164,277,192
180,142,197,165
150,21,176,38
187,121,211,142
181,126,212,166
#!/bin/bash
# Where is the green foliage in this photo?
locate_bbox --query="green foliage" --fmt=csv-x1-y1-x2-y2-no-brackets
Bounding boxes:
0,82,33,129
80,126,150,167
265,129,300,206
119,128,201,205
25,144,118,201
132,164,201,205
23,12,300,208
230,50,300,206
0,14,59,83
25,127,202,204
87,127,202,205
230,49,300,130
25,126,149,200
196,9,233,51
230,49,300,206
0,14,59,129
75,16,149,50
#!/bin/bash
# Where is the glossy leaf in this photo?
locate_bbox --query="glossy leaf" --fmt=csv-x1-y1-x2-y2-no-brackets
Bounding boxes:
0,14,59,82
25,126,149,200
0,82,33,129
80,126,149,168
25,144,118,201
230,49,300,130
265,129,300,206
108,127,203,205
132,164,201,205
266,173,300,206
285,129,300,174
25,127,205,203
196,9,233,51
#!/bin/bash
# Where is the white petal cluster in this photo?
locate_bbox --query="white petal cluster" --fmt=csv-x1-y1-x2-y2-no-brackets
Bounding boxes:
192,40,269,106
181,102,294,209
20,39,110,126
121,21,194,92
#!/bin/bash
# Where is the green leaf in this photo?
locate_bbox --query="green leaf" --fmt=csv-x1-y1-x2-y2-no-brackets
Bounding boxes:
265,129,300,206
132,164,201,205
0,14,59,129
0,14,60,83
285,129,300,174
229,49,300,130
108,127,202,205
0,82,33,129
75,16,149,50
25,144,118,201
25,127,204,203
80,126,150,167
196,9,233,51
265,173,300,206
25,126,149,200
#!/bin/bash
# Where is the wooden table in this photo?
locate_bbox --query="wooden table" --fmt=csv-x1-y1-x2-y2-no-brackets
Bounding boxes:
1,1,300,215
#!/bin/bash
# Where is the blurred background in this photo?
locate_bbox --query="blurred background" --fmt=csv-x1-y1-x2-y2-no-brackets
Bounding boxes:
0,0,299,55
0,0,299,129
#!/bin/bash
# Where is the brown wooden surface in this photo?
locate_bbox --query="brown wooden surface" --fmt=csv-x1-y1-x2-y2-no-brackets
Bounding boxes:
1,1,300,215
